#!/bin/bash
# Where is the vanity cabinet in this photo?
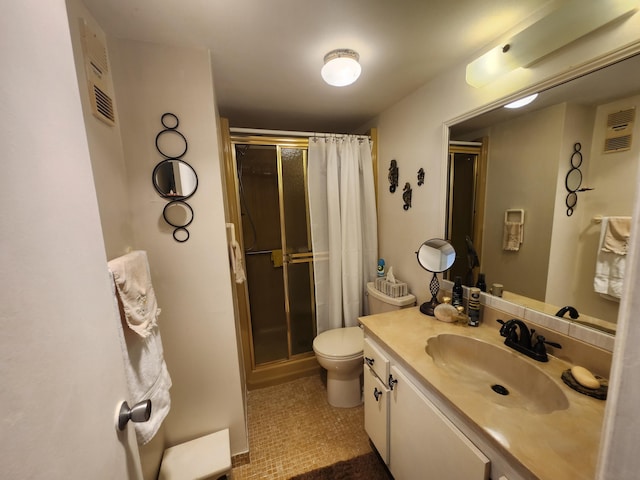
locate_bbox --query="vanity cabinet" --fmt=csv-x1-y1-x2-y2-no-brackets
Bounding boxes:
364,337,490,480
388,365,490,480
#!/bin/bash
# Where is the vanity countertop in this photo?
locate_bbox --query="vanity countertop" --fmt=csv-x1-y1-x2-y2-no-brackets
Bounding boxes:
359,307,606,480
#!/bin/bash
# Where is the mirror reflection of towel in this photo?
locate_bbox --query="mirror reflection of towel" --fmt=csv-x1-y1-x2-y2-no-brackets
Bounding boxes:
503,222,523,251
602,216,631,255
594,217,630,300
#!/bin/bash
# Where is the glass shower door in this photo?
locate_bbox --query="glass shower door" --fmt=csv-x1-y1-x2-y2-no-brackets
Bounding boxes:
236,142,315,366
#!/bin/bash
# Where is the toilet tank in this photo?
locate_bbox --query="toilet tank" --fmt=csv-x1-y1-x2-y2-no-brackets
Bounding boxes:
366,282,416,314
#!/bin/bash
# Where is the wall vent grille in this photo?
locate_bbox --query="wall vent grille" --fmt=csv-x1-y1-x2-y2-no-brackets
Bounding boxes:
79,19,115,126
604,107,635,153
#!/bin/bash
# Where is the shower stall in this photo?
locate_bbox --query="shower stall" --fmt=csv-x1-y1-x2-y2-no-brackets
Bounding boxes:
223,126,378,389
224,133,318,388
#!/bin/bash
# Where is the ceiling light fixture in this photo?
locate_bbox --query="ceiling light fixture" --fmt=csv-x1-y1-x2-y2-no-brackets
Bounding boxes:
321,49,361,87
504,93,539,109
465,0,637,88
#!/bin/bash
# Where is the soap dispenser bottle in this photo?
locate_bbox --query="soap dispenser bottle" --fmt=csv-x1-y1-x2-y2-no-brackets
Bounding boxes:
452,276,463,308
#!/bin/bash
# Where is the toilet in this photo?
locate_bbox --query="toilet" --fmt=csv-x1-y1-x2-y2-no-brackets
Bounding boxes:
313,281,416,407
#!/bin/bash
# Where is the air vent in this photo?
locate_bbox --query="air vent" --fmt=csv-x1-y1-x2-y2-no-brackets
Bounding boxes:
604,107,634,153
79,19,116,126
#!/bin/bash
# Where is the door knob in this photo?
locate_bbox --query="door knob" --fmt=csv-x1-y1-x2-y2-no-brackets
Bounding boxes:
117,400,152,431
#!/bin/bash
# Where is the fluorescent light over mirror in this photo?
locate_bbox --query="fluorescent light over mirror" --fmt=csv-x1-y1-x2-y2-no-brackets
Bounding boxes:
465,0,638,87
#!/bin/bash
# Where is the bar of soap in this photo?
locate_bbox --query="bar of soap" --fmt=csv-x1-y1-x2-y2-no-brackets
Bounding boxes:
571,366,600,389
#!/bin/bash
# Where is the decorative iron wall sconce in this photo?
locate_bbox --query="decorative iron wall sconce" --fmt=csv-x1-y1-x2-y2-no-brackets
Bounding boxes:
388,159,399,193
403,182,412,210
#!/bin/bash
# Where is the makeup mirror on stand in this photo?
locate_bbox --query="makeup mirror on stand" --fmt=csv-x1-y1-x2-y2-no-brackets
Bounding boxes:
416,238,456,316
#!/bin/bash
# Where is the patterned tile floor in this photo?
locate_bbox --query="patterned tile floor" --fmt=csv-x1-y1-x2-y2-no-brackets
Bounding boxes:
231,374,372,479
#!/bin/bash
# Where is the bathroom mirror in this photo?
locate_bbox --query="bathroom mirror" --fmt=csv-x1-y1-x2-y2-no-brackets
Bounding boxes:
448,53,640,334
416,238,456,316
153,159,198,199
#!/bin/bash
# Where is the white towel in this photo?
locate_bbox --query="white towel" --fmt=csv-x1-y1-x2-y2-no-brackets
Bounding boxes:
108,252,172,445
594,217,629,300
108,250,160,338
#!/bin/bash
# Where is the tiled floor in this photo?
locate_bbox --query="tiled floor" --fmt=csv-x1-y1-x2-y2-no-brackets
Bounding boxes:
231,374,373,479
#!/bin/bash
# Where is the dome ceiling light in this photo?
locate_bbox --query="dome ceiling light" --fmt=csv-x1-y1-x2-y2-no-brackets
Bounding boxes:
504,93,538,109
321,49,361,87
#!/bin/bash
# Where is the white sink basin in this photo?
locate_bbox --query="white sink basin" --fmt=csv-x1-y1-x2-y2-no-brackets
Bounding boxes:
426,334,569,414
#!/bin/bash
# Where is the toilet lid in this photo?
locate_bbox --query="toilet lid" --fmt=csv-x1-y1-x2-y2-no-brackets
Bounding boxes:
313,326,363,358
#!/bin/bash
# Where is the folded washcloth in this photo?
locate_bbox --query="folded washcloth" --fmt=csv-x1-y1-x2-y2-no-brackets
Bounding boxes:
602,216,631,255
503,222,523,251
108,250,160,338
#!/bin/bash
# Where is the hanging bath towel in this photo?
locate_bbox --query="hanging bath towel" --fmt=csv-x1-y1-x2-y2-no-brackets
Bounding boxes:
108,251,172,445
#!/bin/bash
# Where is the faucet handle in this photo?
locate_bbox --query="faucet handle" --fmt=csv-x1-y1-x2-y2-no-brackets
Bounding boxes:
534,335,562,355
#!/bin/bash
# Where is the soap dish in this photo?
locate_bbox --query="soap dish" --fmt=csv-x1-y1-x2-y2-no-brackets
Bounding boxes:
561,369,608,400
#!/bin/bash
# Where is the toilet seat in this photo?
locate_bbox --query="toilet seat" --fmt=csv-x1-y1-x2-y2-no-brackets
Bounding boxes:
313,326,363,359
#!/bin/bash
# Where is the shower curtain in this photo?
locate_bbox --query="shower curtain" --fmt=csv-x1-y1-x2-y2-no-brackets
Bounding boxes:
308,135,378,334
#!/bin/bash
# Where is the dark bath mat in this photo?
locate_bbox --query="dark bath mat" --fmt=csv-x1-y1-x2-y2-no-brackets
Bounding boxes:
289,452,393,480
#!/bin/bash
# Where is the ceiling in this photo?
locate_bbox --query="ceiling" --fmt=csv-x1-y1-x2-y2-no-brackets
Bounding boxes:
82,0,567,133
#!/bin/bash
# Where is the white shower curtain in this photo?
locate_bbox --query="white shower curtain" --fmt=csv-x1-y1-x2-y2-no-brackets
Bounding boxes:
308,135,378,334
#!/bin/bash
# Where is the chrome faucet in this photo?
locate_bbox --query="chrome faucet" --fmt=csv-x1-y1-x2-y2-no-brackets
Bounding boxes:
497,319,561,362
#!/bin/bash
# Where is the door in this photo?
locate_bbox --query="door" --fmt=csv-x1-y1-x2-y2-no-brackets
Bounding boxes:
3,2,141,474
232,139,316,369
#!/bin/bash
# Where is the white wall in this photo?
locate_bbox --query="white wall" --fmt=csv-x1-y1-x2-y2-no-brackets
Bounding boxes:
482,103,565,300
110,38,248,456
66,1,134,259
546,103,596,311
572,94,640,321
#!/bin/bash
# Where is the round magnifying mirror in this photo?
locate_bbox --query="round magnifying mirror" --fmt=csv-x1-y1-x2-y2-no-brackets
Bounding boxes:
416,238,456,273
416,239,456,317
153,159,198,199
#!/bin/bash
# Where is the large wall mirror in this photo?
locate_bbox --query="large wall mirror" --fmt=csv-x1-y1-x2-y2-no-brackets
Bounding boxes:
448,53,640,335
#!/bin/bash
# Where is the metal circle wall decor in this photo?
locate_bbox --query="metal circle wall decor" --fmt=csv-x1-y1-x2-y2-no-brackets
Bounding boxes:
564,142,593,216
153,113,196,242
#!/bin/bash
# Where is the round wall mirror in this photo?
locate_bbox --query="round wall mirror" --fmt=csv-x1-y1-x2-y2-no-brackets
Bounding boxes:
565,168,582,192
153,159,198,199
416,238,456,316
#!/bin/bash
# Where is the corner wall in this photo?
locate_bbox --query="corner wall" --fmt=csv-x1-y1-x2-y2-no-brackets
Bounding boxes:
110,39,247,456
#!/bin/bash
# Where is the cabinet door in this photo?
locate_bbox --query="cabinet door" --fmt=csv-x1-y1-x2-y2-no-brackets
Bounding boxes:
364,365,389,463
389,366,490,480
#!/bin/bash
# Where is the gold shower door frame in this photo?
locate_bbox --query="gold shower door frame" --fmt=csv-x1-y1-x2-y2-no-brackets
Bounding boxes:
446,141,488,282
224,132,319,389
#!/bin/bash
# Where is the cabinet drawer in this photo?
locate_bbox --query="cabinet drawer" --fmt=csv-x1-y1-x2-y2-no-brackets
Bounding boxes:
364,337,389,381
364,365,389,464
